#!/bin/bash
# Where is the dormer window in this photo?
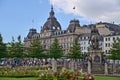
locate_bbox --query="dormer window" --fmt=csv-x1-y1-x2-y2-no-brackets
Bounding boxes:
57,27,60,30
53,26,55,29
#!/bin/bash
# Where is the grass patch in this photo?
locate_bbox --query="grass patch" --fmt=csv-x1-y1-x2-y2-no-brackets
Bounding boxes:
0,76,120,80
95,76,120,80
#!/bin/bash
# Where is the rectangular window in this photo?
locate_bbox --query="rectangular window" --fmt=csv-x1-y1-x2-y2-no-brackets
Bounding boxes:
113,37,115,41
81,37,82,40
84,37,86,40
84,47,86,50
108,43,110,47
108,38,110,41
70,37,72,42
84,42,86,44
105,38,107,41
105,43,107,47
105,50,107,53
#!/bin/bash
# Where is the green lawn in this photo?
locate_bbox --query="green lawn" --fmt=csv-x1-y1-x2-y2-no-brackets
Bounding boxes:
0,76,120,80
95,76,120,80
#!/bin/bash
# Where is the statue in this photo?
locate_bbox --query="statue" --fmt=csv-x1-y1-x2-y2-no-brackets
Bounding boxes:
88,25,104,74
89,25,100,50
102,55,107,64
94,55,100,62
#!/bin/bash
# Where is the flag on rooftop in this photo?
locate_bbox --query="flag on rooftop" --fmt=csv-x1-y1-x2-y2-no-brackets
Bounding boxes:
32,19,34,23
73,6,75,9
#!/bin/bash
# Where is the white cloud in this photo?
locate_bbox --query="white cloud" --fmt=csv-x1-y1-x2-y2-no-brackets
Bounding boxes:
49,0,120,24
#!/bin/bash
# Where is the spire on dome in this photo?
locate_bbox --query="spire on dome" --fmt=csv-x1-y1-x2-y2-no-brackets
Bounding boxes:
51,5,53,10
50,5,54,17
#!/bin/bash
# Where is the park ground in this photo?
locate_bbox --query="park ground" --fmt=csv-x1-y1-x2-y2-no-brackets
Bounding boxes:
0,76,120,80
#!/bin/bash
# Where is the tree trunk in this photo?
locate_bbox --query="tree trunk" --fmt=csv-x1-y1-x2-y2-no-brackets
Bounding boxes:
113,60,116,74
71,59,74,71
63,59,66,67
74,59,77,70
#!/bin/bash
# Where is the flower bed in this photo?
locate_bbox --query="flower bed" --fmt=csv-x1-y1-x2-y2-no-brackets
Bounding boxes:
38,67,94,80
0,66,94,80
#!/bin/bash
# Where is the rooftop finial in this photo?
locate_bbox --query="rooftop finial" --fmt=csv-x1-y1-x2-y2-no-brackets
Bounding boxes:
50,5,54,17
51,5,53,10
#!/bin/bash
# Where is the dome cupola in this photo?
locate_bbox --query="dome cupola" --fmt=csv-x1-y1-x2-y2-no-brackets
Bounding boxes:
41,6,61,32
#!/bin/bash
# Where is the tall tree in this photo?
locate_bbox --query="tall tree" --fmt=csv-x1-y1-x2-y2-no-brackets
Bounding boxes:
109,38,120,60
16,35,24,58
48,38,63,72
67,37,83,59
49,38,63,59
0,34,7,58
8,36,24,58
67,37,83,71
109,37,120,73
29,39,44,58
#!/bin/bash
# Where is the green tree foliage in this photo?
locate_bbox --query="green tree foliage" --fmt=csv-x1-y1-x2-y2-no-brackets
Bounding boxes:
108,37,120,73
67,37,83,59
0,34,7,58
29,39,44,58
49,38,63,59
8,36,24,58
109,38,120,60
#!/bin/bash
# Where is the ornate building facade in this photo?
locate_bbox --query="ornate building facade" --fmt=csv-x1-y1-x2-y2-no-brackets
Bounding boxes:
24,6,120,55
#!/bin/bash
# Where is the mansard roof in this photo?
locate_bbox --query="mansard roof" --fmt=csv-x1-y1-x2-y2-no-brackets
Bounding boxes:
27,28,37,39
67,19,80,33
97,22,120,32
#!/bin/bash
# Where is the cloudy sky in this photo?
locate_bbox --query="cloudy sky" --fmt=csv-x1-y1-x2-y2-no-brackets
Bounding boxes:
0,0,120,42
50,0,120,23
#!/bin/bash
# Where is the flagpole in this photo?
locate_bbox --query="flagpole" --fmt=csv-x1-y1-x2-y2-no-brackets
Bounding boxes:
32,19,34,28
73,0,78,20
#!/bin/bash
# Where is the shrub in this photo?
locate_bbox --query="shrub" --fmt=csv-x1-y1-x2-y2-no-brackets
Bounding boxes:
116,67,120,74
38,67,94,80
0,66,45,77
